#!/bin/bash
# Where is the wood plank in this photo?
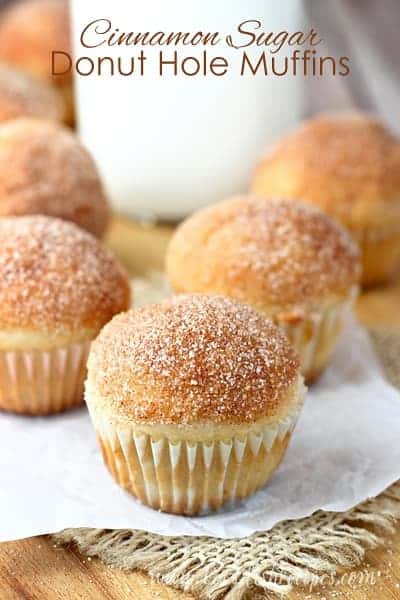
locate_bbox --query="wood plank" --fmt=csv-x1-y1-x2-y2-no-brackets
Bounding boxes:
105,216,173,276
357,282,400,328
0,535,191,599
1,217,399,600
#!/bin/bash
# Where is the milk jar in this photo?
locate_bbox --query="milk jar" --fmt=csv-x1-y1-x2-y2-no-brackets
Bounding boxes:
70,1,303,220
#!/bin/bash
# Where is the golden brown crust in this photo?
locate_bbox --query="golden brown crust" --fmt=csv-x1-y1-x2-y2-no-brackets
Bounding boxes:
0,63,62,123
0,0,71,86
0,118,110,237
87,294,301,426
0,216,131,334
166,196,360,310
354,226,400,286
251,112,400,231
59,80,75,127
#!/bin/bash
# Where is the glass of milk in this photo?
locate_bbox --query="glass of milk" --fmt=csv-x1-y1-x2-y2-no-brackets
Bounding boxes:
71,1,303,220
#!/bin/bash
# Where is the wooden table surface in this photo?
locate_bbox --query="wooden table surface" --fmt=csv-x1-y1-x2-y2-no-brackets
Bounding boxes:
1,217,399,600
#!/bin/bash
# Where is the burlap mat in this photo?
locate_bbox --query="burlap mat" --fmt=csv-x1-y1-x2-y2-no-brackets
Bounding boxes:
54,327,400,599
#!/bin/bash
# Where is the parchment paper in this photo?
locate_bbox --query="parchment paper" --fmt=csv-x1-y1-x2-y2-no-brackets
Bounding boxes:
1,312,400,541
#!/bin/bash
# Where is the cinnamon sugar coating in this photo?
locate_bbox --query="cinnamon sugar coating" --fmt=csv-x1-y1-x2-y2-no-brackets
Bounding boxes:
252,113,400,231
0,216,131,333
0,0,71,86
166,197,360,310
87,294,301,425
0,63,62,123
0,118,110,237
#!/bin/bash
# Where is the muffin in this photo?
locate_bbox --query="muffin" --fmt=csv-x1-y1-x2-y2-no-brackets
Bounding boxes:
0,0,74,125
0,216,131,415
251,113,400,286
166,197,361,383
0,118,110,237
0,63,62,123
86,294,304,515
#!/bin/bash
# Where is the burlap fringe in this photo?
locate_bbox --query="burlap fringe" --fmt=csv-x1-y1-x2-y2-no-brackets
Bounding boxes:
54,327,400,599
55,482,400,599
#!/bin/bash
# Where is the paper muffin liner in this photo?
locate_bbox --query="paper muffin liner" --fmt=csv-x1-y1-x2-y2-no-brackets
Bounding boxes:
280,291,357,383
352,227,400,286
0,341,91,415
87,398,304,516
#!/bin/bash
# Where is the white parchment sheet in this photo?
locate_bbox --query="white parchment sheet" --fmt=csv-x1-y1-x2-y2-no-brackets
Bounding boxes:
1,315,400,541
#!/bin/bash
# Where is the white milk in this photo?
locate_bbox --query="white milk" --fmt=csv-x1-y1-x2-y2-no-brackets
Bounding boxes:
71,1,303,220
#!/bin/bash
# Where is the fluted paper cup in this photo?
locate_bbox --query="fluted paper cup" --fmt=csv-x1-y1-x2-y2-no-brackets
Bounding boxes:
0,341,91,415
87,397,304,516
352,227,400,286
279,289,358,382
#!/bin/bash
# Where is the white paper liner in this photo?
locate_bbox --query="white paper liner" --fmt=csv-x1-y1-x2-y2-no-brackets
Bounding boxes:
1,312,400,540
87,399,304,516
281,294,356,381
0,341,91,415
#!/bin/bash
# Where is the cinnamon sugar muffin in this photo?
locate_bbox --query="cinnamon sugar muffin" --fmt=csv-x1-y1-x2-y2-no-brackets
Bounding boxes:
0,216,131,415
0,118,110,237
86,294,304,515
0,63,62,123
251,113,400,286
0,0,74,125
166,197,361,382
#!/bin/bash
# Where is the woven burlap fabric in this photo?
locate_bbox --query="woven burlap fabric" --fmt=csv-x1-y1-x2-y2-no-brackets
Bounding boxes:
55,328,400,599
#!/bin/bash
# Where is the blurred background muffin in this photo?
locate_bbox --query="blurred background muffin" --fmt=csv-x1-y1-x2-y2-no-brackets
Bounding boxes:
167,196,361,382
0,62,62,123
0,215,131,415
0,0,74,125
0,118,110,237
252,113,400,287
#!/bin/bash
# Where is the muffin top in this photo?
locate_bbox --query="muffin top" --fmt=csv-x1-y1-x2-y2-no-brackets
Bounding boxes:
0,118,110,237
252,113,400,230
0,63,62,123
0,0,71,85
166,197,360,312
0,216,131,336
87,294,301,426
